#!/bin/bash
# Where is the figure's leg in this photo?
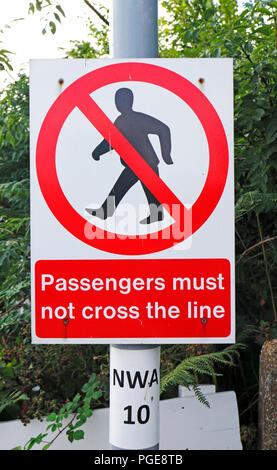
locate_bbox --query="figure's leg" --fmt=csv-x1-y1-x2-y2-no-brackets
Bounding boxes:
86,168,139,219
140,167,164,224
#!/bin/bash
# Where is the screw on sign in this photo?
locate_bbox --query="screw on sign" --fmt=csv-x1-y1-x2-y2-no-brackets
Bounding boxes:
36,62,229,256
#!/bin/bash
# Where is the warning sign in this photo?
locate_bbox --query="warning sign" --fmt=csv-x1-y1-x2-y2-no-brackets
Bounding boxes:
30,58,234,344
35,259,230,339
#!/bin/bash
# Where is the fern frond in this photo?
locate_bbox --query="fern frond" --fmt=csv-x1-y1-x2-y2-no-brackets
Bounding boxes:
0,390,28,414
235,191,277,220
192,384,210,408
160,343,246,404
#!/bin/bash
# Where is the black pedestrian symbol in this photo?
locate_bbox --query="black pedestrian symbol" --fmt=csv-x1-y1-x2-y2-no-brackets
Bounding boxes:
86,88,173,224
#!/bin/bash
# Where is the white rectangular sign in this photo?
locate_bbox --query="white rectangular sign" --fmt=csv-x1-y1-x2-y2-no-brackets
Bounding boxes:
30,58,234,344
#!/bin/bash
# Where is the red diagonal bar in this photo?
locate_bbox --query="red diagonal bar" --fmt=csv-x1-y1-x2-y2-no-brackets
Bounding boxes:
77,93,186,217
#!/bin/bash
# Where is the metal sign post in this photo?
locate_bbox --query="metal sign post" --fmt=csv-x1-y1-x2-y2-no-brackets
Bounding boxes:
109,0,160,451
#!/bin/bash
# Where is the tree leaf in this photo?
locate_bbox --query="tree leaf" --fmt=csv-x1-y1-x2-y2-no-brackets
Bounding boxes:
73,430,84,441
46,412,56,422
42,442,52,450
56,4,66,17
49,21,56,34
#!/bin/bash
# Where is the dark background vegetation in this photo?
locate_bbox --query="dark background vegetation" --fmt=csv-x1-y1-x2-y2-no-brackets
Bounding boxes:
0,0,276,450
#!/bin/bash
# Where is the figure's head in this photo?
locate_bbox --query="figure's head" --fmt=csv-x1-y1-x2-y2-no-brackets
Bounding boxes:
115,88,134,113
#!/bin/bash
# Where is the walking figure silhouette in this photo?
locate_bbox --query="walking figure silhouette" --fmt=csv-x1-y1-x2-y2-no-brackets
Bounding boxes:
86,88,173,224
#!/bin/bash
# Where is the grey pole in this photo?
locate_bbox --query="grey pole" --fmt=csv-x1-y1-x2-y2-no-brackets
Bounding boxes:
109,0,160,451
111,0,158,58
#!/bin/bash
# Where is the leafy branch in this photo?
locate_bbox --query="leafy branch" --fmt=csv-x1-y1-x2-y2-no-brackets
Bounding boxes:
28,0,109,35
28,1,66,34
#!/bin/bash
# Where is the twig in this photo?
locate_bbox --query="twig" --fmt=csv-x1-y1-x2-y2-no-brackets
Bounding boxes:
83,0,109,25
235,228,247,250
240,44,272,96
239,395,259,417
0,295,30,317
240,44,254,64
45,413,77,448
256,214,277,321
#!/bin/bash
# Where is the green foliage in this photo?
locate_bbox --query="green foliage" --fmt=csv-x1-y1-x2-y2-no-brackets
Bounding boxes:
63,15,109,58
0,389,28,415
27,0,110,37
0,75,30,333
28,1,66,35
13,373,102,450
160,344,245,403
0,47,13,72
0,352,28,418
0,322,109,424
0,24,13,72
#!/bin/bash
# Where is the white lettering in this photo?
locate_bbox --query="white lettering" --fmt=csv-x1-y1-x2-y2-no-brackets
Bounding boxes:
41,274,54,291
187,301,225,319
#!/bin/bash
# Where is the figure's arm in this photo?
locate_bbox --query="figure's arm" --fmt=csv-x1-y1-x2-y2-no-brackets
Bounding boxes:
158,123,173,165
144,115,173,164
92,139,113,161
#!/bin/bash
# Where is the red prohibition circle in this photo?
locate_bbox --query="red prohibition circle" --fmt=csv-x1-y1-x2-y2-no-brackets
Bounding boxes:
36,62,229,255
